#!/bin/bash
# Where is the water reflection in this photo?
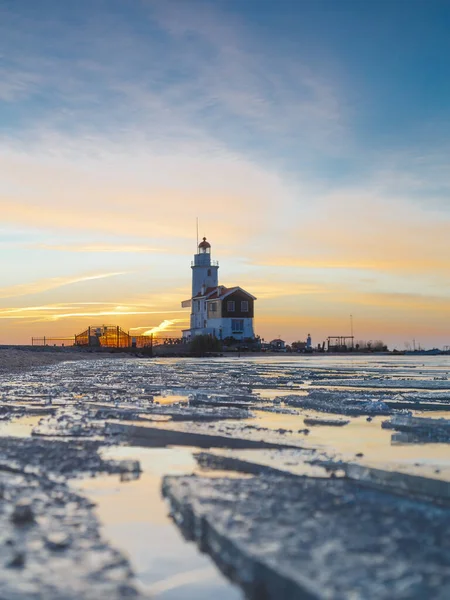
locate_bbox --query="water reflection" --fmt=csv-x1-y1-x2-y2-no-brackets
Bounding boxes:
74,446,244,600
243,409,450,481
0,414,42,437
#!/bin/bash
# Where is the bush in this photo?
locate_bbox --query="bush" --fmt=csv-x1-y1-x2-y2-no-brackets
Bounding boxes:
189,335,222,356
356,339,388,352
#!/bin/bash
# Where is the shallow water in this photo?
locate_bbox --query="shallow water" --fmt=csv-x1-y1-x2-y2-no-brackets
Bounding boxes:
250,409,450,480
155,394,190,405
74,446,245,600
253,388,308,399
0,414,42,437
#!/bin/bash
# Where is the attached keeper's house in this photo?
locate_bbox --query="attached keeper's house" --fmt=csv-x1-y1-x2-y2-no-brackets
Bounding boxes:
181,237,256,341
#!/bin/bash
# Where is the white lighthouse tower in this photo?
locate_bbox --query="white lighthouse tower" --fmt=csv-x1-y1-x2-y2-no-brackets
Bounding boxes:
191,237,219,296
181,236,256,341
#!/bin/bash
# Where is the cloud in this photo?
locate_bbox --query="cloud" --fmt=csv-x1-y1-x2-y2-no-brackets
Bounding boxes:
0,145,292,242
244,281,332,300
351,291,450,311
247,188,450,278
0,0,449,350
0,0,345,255
146,0,345,154
34,243,167,254
252,255,450,275
0,0,346,170
48,310,184,322
0,272,127,300
0,302,187,323
142,318,188,335
0,67,41,102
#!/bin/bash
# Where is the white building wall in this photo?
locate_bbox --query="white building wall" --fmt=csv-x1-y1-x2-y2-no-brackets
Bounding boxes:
204,317,224,338
242,318,254,339
184,316,254,340
191,251,219,297
206,317,254,340
190,298,208,330
192,266,219,297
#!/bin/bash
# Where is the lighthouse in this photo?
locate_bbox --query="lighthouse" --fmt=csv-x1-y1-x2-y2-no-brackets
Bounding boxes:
181,237,256,341
191,237,219,297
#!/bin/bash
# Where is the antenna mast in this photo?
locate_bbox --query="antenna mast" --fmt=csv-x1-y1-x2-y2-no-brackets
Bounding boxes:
196,217,199,251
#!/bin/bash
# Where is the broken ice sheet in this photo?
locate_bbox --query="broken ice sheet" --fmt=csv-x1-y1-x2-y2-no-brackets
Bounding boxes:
163,474,450,600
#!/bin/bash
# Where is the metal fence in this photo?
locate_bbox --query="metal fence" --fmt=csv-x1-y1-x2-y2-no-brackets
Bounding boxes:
31,337,75,347
32,325,184,350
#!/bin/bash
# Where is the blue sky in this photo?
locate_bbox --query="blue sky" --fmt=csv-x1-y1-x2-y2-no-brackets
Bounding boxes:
0,0,449,346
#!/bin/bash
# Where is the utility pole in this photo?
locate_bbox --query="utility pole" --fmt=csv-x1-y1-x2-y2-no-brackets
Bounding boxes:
350,314,354,349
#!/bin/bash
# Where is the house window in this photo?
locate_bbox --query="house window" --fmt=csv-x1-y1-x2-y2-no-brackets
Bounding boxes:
210,302,217,312
207,269,211,276
232,319,244,332
227,301,235,312
241,300,249,312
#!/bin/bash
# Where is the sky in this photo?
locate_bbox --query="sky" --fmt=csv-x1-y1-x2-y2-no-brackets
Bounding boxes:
1,0,449,349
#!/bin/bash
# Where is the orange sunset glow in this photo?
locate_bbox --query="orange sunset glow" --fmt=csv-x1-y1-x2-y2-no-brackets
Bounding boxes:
1,1,449,350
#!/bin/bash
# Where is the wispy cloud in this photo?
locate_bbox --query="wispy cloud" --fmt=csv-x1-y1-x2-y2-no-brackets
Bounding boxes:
0,67,40,102
351,291,450,312
146,0,345,155
142,318,187,335
0,272,127,299
0,302,187,323
48,310,185,322
245,281,331,300
0,147,290,241
34,243,167,254
252,255,450,275
0,0,346,167
247,188,450,278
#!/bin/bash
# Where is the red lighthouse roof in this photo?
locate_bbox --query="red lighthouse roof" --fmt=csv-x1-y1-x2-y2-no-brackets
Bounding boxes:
198,237,211,249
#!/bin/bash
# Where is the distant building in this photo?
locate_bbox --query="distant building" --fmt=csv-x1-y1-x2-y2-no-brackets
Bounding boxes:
270,338,286,351
292,334,313,353
181,237,256,341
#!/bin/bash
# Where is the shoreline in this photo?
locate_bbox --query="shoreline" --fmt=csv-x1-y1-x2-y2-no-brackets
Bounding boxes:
0,347,131,375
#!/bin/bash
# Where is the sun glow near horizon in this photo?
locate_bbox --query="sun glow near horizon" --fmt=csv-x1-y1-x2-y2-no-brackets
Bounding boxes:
1,0,449,349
